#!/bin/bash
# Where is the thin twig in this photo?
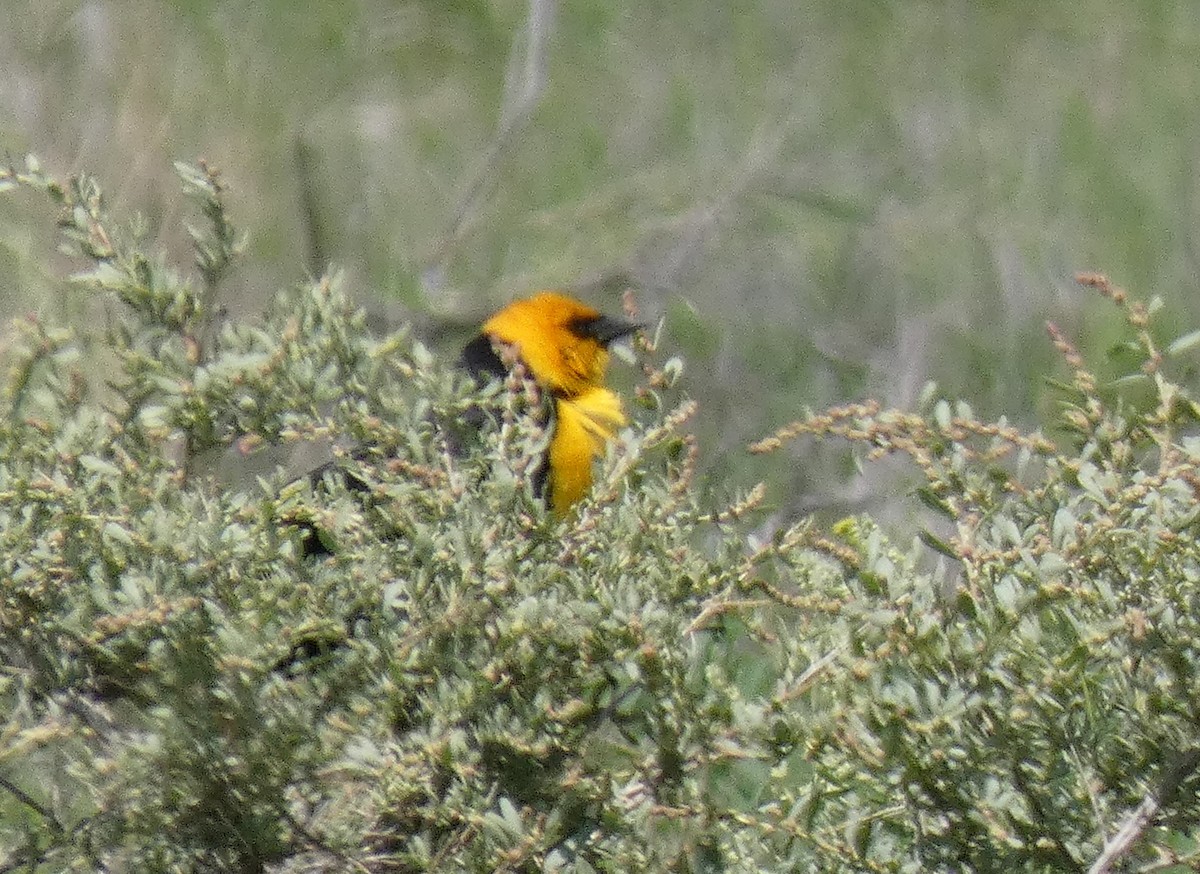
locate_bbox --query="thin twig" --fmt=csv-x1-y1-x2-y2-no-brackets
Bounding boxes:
777,644,843,703
294,134,328,278
0,774,65,837
426,0,555,269
283,808,373,873
1087,746,1200,874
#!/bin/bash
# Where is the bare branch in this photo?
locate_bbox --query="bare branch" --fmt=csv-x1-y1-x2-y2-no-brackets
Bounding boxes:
426,0,556,272
1087,747,1200,874
0,774,64,837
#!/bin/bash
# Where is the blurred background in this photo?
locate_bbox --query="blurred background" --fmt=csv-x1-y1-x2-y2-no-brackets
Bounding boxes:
2,0,1199,521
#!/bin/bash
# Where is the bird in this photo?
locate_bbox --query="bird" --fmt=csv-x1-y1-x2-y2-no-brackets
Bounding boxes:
460,291,638,513
271,292,639,674
291,291,638,557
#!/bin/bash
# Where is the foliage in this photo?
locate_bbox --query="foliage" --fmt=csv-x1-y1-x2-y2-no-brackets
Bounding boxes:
8,1,1200,520
3,159,1200,873
750,274,1200,872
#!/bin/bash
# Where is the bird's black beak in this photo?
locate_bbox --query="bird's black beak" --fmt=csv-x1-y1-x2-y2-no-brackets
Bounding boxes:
573,314,642,346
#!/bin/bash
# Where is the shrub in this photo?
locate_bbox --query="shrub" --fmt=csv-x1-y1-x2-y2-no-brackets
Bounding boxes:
2,158,1199,872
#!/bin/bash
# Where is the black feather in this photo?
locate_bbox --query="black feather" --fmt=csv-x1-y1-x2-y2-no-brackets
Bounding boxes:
460,333,509,380
568,313,640,346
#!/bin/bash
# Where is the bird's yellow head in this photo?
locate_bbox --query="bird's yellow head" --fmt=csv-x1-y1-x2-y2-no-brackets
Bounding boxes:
478,291,637,397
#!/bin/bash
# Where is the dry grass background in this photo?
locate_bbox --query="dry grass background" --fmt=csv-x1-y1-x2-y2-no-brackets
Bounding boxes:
3,0,1200,521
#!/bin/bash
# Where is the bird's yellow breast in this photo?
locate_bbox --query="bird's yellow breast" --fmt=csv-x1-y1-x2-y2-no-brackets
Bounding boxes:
547,386,628,512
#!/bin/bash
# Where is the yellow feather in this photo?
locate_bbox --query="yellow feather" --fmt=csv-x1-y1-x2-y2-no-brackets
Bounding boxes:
547,387,628,513
480,292,612,397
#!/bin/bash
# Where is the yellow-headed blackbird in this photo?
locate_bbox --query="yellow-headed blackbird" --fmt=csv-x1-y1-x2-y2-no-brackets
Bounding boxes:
274,292,638,671
294,292,637,557
460,291,637,512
